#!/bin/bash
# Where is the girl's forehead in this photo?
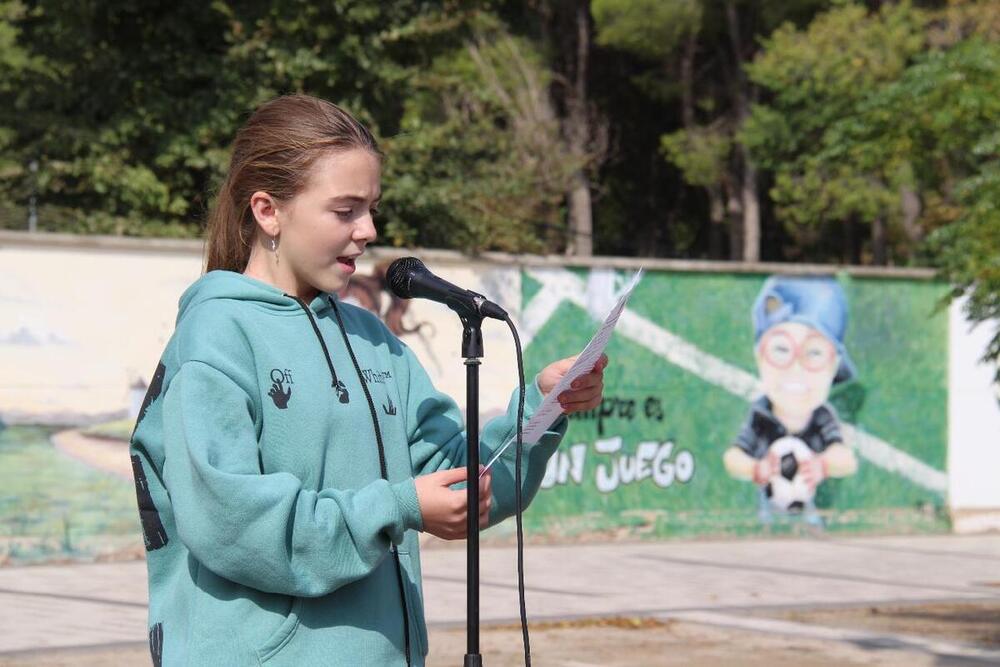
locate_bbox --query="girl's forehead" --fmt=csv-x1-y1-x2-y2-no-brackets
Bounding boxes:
304,148,381,198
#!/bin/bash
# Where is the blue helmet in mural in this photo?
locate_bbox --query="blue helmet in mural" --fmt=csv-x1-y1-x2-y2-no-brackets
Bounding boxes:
752,276,857,384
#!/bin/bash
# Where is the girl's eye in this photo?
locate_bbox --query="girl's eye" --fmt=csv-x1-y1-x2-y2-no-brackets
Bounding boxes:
334,209,352,220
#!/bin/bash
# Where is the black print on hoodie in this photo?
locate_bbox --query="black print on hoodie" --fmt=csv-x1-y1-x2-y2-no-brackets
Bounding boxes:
268,368,293,409
130,361,169,551
149,622,163,667
134,362,166,433
131,455,168,551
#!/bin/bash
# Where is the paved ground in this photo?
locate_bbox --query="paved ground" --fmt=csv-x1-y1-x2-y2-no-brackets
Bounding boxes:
2,534,1000,664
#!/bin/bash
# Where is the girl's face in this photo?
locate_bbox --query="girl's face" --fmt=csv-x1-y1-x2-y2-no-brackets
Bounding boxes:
756,321,838,418
273,148,380,299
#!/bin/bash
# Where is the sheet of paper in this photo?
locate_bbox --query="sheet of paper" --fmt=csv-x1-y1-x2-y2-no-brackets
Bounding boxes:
481,269,644,476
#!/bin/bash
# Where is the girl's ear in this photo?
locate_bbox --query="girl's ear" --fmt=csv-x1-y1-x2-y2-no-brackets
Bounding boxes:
249,191,281,237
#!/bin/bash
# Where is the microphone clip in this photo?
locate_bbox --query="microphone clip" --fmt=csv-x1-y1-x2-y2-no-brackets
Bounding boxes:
460,312,485,360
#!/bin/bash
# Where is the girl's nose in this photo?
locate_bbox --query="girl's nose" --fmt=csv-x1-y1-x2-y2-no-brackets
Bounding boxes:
355,213,377,244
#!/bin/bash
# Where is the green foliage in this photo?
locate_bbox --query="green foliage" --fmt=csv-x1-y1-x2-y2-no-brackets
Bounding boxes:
0,426,140,564
823,38,1000,225
746,3,925,118
2,1,242,234
382,26,582,253
744,3,1000,363
0,2,49,89
592,0,701,61
660,125,731,189
0,2,569,252
0,1,466,236
591,0,835,259
742,1,928,237
0,0,996,317
928,137,1000,376
818,37,1000,356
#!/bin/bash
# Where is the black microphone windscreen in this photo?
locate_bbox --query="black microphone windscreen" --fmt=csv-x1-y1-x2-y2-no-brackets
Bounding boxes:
386,256,425,299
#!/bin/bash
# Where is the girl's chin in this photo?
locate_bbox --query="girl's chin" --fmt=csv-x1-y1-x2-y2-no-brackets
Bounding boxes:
306,273,349,296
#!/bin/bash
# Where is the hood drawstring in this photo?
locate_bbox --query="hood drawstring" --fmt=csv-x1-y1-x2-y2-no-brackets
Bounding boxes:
328,297,413,667
288,295,350,404
287,293,413,667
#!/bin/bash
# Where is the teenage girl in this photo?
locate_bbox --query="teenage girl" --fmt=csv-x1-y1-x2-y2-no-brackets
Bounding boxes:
129,94,607,666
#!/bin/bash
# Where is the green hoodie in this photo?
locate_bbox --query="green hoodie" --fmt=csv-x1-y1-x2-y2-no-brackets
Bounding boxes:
129,270,567,666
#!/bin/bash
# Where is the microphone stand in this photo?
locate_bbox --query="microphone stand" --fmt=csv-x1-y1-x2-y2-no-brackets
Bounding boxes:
460,312,483,667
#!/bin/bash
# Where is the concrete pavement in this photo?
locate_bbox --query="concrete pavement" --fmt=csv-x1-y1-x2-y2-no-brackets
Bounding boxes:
2,534,1000,659
422,534,1000,625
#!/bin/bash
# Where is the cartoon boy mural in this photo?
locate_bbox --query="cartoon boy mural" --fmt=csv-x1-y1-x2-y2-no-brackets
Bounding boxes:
723,276,859,525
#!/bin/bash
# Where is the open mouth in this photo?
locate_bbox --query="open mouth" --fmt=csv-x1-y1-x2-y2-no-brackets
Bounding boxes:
337,256,358,274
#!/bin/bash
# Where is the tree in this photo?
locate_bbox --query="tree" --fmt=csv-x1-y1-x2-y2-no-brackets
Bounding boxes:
931,154,1000,382
593,0,831,261
925,1,1000,377
381,17,583,253
4,0,239,235
741,2,999,369
531,0,609,256
593,0,716,253
0,1,464,236
850,38,1000,372
0,1,52,227
741,1,928,264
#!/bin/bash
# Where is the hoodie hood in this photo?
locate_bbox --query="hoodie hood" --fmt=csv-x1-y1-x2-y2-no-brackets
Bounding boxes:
177,271,334,325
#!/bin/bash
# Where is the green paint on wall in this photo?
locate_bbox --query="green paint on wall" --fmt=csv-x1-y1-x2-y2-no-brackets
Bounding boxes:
522,271,543,307
518,268,950,540
0,427,141,564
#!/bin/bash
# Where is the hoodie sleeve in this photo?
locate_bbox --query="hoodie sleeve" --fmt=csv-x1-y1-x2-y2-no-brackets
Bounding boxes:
162,359,421,598
401,345,568,525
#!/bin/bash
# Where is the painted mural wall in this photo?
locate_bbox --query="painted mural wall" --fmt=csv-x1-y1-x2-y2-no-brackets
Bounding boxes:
0,242,519,425
518,267,950,538
0,233,994,564
0,236,524,563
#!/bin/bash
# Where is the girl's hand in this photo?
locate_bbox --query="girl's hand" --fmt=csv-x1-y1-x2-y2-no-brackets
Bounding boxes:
414,467,491,540
538,354,609,415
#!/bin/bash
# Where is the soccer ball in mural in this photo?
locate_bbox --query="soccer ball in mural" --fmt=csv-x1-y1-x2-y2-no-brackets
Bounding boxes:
764,436,816,512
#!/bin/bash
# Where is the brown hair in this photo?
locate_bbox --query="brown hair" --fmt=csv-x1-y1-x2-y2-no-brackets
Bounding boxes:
204,94,380,273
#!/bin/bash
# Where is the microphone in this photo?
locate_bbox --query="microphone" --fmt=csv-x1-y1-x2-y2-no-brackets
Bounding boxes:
386,257,508,321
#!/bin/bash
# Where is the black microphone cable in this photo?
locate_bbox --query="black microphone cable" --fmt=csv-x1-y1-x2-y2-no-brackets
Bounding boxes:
386,256,532,664
503,314,531,667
